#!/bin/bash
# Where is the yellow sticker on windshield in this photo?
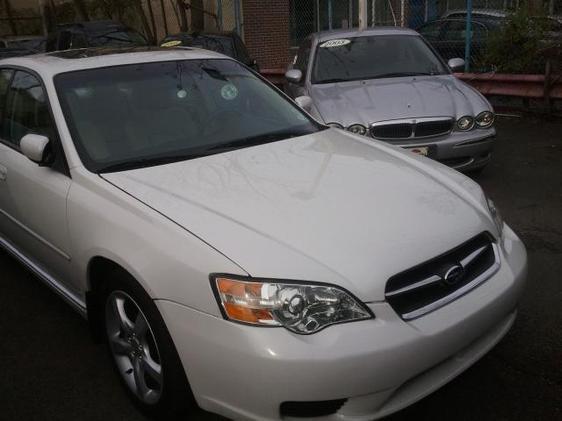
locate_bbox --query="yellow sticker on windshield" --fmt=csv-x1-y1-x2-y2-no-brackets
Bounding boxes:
319,39,351,48
161,40,183,48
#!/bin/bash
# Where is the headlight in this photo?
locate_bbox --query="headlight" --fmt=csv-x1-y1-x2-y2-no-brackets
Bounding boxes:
475,111,495,128
347,124,367,135
327,122,344,129
456,116,475,131
211,276,373,334
486,197,504,235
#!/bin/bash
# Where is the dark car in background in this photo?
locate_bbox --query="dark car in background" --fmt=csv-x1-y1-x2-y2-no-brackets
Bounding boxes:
0,35,46,59
419,13,562,67
0,35,46,52
417,17,502,66
46,20,147,51
159,31,259,71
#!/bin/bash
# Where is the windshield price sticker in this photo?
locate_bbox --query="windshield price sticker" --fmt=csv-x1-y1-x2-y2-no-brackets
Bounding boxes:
319,39,351,48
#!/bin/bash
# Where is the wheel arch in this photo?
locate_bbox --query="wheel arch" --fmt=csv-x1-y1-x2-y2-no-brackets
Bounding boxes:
86,255,148,342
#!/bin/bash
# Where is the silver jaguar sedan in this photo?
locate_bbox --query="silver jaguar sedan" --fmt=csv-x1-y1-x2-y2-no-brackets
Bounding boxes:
0,48,525,420
285,28,496,173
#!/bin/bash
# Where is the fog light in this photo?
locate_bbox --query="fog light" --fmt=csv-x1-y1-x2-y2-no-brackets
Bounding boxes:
347,124,367,135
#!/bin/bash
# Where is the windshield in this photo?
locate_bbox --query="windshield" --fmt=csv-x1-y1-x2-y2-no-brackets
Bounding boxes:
55,59,320,172
312,35,448,84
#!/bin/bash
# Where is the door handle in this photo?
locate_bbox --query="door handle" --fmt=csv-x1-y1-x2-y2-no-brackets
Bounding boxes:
0,165,7,182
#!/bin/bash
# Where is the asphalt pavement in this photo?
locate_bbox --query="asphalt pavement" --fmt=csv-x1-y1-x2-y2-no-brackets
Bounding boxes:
0,116,560,421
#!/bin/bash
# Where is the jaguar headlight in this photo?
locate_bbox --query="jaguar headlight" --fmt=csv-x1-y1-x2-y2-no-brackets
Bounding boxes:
486,197,504,235
457,115,475,131
347,124,367,136
327,122,344,129
475,111,495,128
211,276,373,334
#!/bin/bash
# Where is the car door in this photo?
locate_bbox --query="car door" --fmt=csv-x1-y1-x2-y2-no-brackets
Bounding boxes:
0,69,76,293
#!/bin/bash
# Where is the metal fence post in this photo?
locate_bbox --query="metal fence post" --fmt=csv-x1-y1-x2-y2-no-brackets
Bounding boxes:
328,0,333,30
464,0,472,73
359,0,368,30
216,0,223,31
234,0,241,35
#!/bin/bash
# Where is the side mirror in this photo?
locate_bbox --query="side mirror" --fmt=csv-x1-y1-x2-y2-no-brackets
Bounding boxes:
294,95,313,112
20,134,53,166
285,69,303,84
448,58,466,72
250,58,260,72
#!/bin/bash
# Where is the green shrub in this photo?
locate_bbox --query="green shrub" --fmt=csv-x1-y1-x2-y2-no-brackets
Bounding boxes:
480,9,552,74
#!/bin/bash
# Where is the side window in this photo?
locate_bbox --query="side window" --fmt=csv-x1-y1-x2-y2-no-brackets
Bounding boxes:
71,32,88,49
57,30,72,50
0,69,13,140
419,21,442,41
472,23,489,42
442,21,467,41
5,71,56,146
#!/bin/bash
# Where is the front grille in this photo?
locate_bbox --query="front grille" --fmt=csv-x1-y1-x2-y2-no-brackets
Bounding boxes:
280,399,347,418
371,123,412,139
415,120,453,137
370,118,453,140
385,233,499,320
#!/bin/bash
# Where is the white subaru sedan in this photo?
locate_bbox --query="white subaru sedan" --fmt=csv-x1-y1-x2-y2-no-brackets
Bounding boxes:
0,48,527,420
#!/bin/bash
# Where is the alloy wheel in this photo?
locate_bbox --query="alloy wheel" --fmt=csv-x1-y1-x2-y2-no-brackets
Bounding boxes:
105,290,163,405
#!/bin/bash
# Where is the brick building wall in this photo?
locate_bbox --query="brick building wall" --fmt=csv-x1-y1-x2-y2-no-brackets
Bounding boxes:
242,0,290,70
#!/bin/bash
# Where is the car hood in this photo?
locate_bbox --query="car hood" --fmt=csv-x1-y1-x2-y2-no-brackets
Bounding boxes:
310,75,490,126
102,130,495,301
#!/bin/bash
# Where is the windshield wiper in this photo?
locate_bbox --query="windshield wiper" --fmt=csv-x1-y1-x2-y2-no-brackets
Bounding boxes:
207,129,316,153
314,77,352,84
97,153,207,173
97,129,317,173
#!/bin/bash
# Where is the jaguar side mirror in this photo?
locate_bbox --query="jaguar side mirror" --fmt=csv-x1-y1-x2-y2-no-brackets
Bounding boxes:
285,69,303,84
448,58,466,72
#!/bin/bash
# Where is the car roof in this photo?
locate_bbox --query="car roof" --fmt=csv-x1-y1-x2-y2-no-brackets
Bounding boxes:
442,9,507,18
313,27,419,42
0,47,230,78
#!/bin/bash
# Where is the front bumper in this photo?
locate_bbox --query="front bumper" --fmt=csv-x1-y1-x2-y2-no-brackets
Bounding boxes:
392,127,496,172
157,224,526,420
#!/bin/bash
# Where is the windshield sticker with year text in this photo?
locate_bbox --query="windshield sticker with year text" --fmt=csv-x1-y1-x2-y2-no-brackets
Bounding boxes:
319,39,351,48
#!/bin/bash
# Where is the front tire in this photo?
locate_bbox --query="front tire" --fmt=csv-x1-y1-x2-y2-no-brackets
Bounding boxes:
102,272,195,419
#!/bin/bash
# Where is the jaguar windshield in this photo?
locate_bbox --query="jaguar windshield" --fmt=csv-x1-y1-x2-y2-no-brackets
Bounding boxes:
55,59,321,172
312,35,448,84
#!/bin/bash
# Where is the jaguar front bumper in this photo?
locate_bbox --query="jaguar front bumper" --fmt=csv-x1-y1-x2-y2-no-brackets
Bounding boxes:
393,127,496,172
